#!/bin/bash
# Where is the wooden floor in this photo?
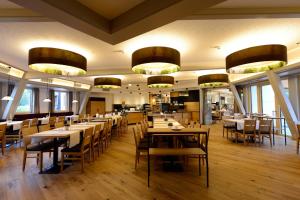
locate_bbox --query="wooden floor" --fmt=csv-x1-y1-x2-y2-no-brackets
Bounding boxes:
1,123,300,200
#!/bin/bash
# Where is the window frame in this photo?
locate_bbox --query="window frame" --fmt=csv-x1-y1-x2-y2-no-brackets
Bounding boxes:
16,88,35,114
54,90,69,112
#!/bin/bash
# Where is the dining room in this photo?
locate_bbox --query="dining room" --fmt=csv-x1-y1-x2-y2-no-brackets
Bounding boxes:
1,0,300,200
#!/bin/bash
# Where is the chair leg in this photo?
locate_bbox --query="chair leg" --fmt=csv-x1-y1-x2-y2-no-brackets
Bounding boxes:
198,155,201,176
39,152,43,172
222,127,225,137
135,151,138,169
61,153,64,171
205,156,209,187
81,154,84,173
270,134,272,148
297,138,299,154
22,151,27,171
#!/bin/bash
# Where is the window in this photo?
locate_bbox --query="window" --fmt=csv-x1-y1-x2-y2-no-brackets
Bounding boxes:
250,85,258,113
54,91,68,112
262,84,275,116
16,88,34,113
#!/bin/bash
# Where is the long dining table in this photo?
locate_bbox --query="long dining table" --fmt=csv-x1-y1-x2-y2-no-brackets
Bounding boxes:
146,117,209,187
30,122,104,174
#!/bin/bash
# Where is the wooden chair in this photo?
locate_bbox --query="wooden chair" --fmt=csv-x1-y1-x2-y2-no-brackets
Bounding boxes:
49,117,56,129
235,120,257,145
222,116,235,138
57,116,65,123
132,125,148,169
38,124,50,132
54,121,64,129
100,122,108,152
257,119,272,147
22,119,30,128
61,127,93,173
22,126,52,172
92,124,102,160
297,124,300,154
107,119,113,143
0,124,7,155
31,118,38,127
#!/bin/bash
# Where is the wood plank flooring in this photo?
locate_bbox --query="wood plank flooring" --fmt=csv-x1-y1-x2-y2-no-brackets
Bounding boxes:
1,123,300,200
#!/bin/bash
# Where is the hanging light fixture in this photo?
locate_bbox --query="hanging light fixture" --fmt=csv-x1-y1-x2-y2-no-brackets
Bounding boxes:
28,47,87,76
147,76,174,88
43,79,51,102
72,82,78,103
132,46,180,75
198,74,229,88
226,44,287,74
94,77,121,89
2,67,13,101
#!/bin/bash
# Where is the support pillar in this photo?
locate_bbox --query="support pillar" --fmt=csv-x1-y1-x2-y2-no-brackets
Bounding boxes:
79,89,91,114
229,83,246,115
266,71,298,138
2,77,27,120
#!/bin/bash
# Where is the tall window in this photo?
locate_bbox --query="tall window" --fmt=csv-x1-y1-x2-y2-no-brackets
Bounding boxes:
54,91,68,112
16,88,34,113
262,84,275,116
250,85,258,113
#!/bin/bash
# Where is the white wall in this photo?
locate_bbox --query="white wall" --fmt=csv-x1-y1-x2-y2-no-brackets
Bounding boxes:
113,92,149,105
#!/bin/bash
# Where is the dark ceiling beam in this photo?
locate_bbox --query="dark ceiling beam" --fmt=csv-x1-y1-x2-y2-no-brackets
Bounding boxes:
10,0,113,43
9,0,225,45
110,0,225,44
0,8,50,22
185,7,300,20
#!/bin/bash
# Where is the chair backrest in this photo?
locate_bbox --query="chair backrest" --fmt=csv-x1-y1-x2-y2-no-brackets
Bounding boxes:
39,124,50,132
259,119,272,133
244,120,256,132
49,117,56,126
93,124,101,141
200,128,210,153
194,122,201,128
58,116,65,122
22,119,30,128
31,118,38,126
132,126,141,148
0,124,7,137
82,127,93,151
22,126,38,146
54,121,64,128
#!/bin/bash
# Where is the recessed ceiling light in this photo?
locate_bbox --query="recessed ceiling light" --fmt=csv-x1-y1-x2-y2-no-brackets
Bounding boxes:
128,84,132,86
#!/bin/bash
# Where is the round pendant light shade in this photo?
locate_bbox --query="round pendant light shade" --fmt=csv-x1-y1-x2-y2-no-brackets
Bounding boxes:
29,47,87,76
132,46,180,75
147,76,174,88
226,44,287,74
94,77,121,89
198,74,229,88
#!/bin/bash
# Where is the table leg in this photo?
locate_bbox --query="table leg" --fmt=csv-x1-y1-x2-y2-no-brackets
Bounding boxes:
272,119,275,146
284,118,287,145
147,135,150,187
40,138,60,174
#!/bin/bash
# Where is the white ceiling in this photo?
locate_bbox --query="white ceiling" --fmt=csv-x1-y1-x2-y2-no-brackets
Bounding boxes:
1,0,300,90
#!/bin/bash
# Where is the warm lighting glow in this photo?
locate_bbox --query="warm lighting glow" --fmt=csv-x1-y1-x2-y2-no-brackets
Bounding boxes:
132,62,180,75
2,96,13,101
29,78,91,90
29,63,86,76
148,83,173,88
0,62,24,78
43,98,51,103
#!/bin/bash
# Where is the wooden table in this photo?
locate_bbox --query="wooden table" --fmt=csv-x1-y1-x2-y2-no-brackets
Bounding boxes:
31,129,80,174
146,127,209,187
266,116,287,145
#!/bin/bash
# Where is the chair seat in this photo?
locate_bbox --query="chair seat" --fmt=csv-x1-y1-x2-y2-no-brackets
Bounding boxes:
138,142,149,150
27,142,52,151
61,144,81,152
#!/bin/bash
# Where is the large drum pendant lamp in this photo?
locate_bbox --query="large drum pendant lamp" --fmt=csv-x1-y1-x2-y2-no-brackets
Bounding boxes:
94,77,121,89
132,46,180,75
198,74,229,88
29,47,87,76
147,76,174,88
226,44,287,74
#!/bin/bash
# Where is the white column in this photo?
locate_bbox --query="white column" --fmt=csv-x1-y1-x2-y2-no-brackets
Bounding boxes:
79,90,91,114
2,77,27,119
229,83,246,115
266,71,298,138
199,89,204,124
288,77,300,119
